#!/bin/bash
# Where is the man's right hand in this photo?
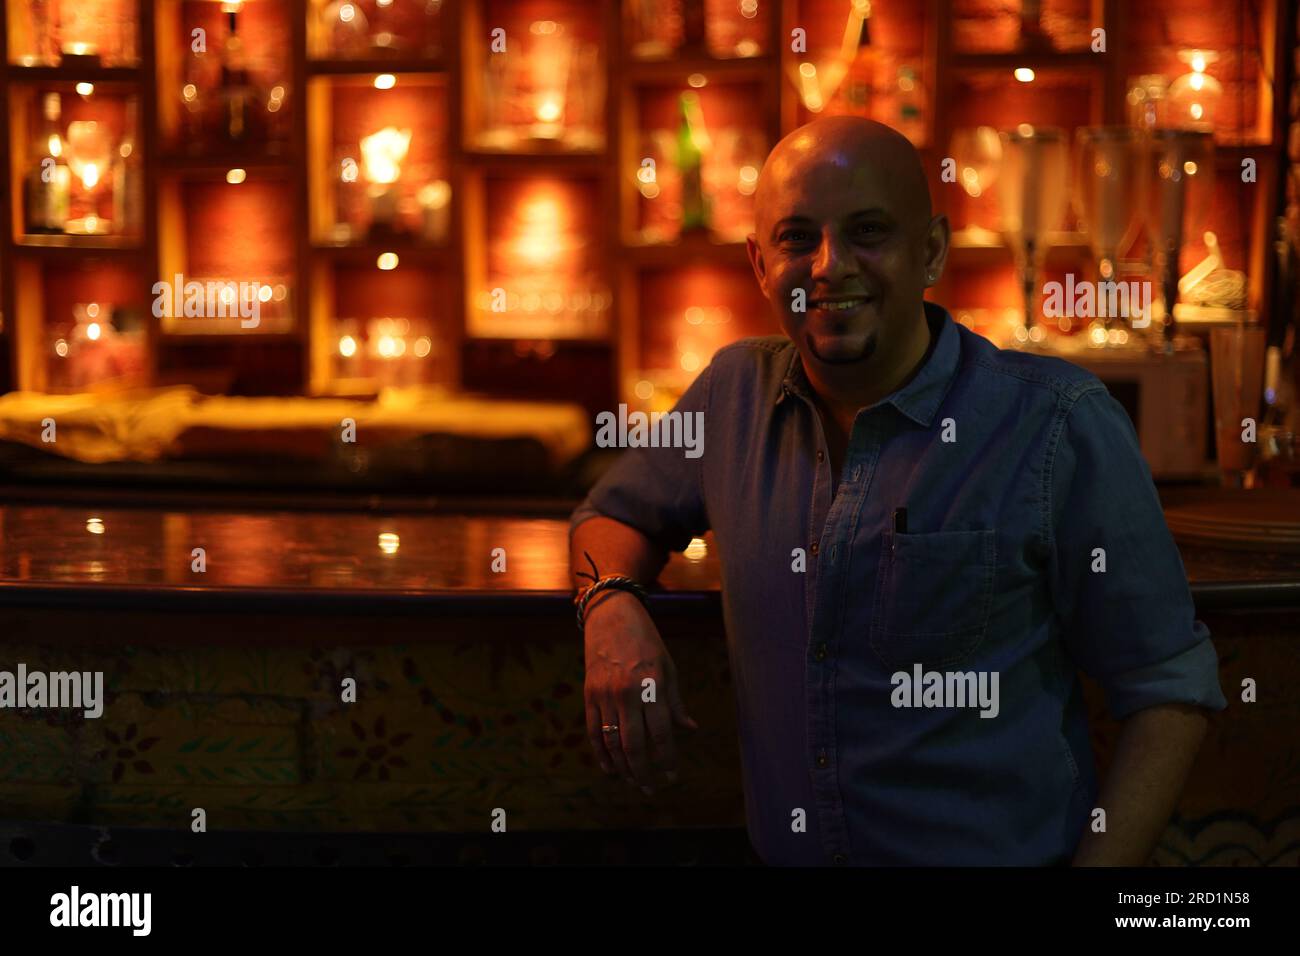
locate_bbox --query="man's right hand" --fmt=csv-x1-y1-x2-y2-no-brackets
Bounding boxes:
582,590,699,794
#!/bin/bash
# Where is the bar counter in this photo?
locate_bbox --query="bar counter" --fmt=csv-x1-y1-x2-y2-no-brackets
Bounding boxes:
1,498,1297,613
0,492,1297,866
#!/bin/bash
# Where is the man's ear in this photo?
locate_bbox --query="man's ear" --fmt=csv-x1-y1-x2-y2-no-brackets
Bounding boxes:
746,233,769,298
923,214,951,288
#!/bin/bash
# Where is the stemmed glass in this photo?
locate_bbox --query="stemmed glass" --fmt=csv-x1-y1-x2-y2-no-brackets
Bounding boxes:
997,126,1068,340
1074,127,1142,337
1140,129,1215,352
949,126,1002,200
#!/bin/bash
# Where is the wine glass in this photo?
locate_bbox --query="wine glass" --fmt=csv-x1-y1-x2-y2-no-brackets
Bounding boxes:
1074,127,1142,335
949,126,1002,199
1141,129,1215,351
997,126,1068,340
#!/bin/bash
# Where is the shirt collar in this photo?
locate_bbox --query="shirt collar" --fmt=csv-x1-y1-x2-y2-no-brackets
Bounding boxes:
775,300,960,429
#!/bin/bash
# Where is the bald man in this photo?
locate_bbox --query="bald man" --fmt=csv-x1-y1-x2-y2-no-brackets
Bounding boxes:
569,117,1225,866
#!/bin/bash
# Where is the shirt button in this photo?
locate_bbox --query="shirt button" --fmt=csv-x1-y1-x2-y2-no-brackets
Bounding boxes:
810,542,819,555
815,643,828,661
816,752,828,768
833,853,847,865
817,450,825,463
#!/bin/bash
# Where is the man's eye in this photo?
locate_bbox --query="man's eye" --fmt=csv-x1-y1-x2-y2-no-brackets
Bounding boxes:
779,230,811,242
857,222,885,236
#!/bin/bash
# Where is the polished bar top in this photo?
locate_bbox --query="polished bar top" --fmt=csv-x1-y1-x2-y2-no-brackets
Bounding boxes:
0,499,1297,612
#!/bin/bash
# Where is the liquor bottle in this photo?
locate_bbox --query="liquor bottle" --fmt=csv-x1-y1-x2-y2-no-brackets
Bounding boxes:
677,91,709,234
112,100,141,235
24,93,71,234
218,6,255,143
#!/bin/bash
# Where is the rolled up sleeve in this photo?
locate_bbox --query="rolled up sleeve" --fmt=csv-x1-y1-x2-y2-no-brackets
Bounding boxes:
1047,386,1227,720
568,364,713,554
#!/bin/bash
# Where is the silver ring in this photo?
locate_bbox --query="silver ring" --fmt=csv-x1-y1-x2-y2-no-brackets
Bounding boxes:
601,723,620,734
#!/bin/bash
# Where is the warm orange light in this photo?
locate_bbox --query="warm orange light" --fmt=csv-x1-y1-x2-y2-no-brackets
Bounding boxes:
535,96,563,123
377,252,399,270
373,73,396,90
511,188,567,268
360,127,411,184
226,168,246,184
1014,68,1035,83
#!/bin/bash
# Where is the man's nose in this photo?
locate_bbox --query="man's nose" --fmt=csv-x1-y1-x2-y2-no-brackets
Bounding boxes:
810,229,856,284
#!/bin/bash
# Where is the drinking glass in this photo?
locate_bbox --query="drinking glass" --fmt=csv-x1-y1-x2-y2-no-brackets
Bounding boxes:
1141,129,1215,350
1074,127,1142,333
1210,324,1267,488
997,126,1068,338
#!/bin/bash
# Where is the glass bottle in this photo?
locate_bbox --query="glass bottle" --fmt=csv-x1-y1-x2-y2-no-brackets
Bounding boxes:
24,93,71,234
218,7,256,144
677,91,709,234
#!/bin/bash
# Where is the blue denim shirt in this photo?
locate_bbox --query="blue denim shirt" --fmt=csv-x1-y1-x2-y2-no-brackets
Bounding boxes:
570,302,1227,866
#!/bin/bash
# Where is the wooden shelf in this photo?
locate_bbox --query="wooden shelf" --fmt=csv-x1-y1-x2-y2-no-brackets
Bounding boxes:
953,51,1104,72
12,235,143,255
0,0,1287,407
310,240,449,266
460,146,605,167
307,57,445,77
624,54,776,85
4,65,143,85
155,152,295,175
621,236,751,268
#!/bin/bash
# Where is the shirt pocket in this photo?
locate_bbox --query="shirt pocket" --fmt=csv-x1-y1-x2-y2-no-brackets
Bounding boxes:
869,528,997,671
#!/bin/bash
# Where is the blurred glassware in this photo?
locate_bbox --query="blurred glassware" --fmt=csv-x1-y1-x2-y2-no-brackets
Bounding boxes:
703,126,763,242
18,0,60,65
949,126,1002,199
1074,127,1142,331
524,20,575,141
1167,49,1222,132
627,0,679,59
1141,129,1215,351
416,179,450,242
1210,324,1267,487
370,0,401,54
894,65,925,145
1126,74,1168,132
58,1,101,64
635,129,677,243
333,147,365,242
323,0,370,58
564,41,605,149
360,126,411,237
64,119,111,233
706,0,766,58
997,125,1068,338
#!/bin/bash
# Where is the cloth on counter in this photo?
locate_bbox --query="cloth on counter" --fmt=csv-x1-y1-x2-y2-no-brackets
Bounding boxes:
0,386,590,469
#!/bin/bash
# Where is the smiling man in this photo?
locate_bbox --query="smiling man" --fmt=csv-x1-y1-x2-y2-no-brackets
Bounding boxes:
569,116,1226,866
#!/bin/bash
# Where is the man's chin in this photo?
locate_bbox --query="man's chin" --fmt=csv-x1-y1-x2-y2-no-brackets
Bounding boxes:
805,331,877,365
